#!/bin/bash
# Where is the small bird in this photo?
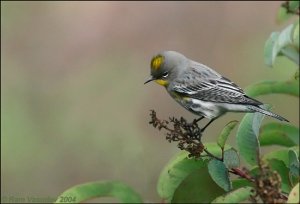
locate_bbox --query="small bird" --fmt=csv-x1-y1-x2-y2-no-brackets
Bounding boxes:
144,51,288,132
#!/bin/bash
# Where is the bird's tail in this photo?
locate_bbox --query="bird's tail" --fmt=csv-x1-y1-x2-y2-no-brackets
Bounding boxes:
248,105,289,122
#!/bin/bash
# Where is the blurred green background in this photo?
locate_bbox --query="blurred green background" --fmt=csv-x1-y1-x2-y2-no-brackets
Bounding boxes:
1,1,299,203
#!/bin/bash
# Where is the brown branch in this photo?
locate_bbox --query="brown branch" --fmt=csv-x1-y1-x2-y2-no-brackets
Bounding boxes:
230,167,255,183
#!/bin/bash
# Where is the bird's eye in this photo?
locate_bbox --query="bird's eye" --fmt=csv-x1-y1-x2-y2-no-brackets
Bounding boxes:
162,72,169,78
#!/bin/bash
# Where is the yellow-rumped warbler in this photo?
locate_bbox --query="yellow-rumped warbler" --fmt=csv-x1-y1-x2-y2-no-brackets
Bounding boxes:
144,51,288,132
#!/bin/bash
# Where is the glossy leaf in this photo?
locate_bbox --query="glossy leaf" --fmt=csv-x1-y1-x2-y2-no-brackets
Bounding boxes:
223,148,240,169
259,122,299,147
232,179,253,189
211,187,253,203
264,21,299,66
268,159,292,193
288,150,300,177
208,159,232,192
277,1,299,23
171,166,225,203
264,32,279,66
281,46,300,64
251,158,293,193
236,112,264,166
287,183,299,203
55,181,142,203
157,143,229,202
245,80,299,98
157,151,205,202
289,1,300,13
263,146,299,167
217,120,238,149
292,20,299,49
277,6,293,23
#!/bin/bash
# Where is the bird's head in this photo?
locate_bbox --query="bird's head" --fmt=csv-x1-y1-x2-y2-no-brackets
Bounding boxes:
144,51,187,87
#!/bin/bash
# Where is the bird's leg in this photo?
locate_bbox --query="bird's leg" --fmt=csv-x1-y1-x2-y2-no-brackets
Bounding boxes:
201,118,216,132
193,116,204,124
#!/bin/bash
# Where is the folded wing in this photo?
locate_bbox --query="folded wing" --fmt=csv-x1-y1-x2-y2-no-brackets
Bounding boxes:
170,62,262,106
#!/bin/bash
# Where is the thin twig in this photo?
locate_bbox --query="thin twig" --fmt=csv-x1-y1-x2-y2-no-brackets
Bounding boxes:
203,148,222,161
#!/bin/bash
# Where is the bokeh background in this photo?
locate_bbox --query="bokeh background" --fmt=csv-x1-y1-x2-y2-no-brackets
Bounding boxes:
1,1,299,203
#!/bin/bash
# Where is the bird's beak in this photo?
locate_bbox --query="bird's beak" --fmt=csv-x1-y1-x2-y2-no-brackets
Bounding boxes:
144,76,155,84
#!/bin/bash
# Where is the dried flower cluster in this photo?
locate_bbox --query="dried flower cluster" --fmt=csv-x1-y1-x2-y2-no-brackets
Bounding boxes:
149,110,288,203
149,110,204,158
250,160,286,203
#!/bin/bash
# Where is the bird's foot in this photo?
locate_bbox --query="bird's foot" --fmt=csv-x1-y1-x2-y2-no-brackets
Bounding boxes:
193,116,204,124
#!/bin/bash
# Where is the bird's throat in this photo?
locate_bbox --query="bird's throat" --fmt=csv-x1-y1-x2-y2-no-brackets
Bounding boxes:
155,79,169,87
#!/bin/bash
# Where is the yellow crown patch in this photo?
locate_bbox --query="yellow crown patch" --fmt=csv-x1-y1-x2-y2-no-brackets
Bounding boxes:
151,55,164,70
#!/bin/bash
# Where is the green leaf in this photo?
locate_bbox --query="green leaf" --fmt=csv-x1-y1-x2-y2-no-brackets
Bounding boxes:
223,148,240,169
268,159,292,193
157,143,228,202
259,122,299,147
251,159,293,193
263,146,299,167
157,151,205,202
277,1,299,23
211,187,253,203
292,20,299,49
287,183,299,203
208,159,232,192
261,147,299,193
289,150,300,177
171,166,225,203
264,21,300,66
245,80,299,98
232,179,253,189
264,32,280,66
277,6,293,23
217,120,238,149
236,112,264,166
54,181,142,203
281,46,300,64
289,1,300,14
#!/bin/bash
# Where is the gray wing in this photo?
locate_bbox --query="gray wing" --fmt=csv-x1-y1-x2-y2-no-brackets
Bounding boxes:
170,62,262,106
